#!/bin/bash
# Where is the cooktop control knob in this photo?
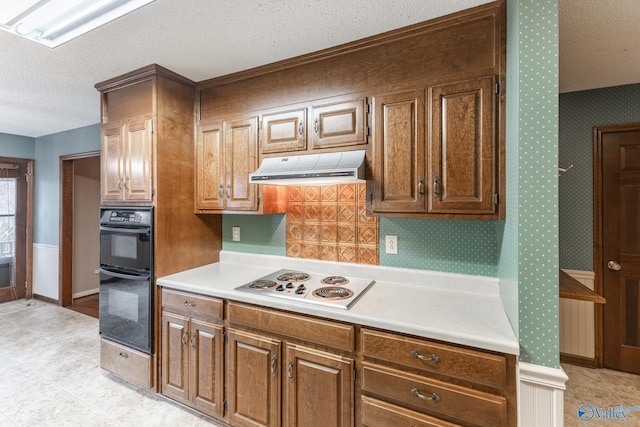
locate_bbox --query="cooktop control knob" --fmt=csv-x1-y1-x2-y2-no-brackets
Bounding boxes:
276,284,284,291
297,284,306,291
285,282,294,289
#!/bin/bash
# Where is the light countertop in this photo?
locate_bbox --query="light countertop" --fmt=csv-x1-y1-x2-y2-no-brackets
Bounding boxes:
157,251,519,355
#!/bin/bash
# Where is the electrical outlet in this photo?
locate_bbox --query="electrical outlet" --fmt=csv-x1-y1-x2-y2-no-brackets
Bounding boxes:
232,226,240,242
385,235,398,254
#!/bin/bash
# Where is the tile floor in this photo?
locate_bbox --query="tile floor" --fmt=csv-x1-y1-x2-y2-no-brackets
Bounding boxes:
0,299,226,426
563,363,640,426
2,298,639,426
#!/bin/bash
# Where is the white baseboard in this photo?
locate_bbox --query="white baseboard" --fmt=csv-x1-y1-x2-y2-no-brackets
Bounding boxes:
519,362,568,427
33,244,59,301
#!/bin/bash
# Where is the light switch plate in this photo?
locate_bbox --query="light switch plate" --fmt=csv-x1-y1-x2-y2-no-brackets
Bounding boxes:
385,235,398,254
232,226,240,242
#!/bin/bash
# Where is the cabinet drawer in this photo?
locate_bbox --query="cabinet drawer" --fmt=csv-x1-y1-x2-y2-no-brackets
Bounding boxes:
100,338,154,389
361,328,506,388
362,396,461,427
228,302,355,352
361,362,507,427
161,288,223,321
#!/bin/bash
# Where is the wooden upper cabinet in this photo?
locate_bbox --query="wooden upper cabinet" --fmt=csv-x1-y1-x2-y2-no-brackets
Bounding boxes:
226,117,258,210
196,122,224,210
370,90,426,213
428,76,496,215
101,117,153,203
195,117,260,212
310,97,366,150
123,119,154,202
261,108,307,153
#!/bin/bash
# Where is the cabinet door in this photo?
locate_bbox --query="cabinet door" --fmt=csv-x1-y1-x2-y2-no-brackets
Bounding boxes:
161,311,190,404
123,118,154,202
261,108,307,153
228,329,281,427
226,118,258,210
284,343,354,427
371,90,426,213
428,76,496,214
190,319,224,418
310,98,366,149
196,122,225,210
101,123,126,202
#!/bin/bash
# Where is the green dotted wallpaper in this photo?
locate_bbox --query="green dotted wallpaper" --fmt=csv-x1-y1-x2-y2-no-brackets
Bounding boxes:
506,0,560,368
559,83,640,271
378,218,498,276
222,214,286,255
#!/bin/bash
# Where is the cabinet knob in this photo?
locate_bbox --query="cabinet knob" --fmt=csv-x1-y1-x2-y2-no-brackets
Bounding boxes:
118,352,128,359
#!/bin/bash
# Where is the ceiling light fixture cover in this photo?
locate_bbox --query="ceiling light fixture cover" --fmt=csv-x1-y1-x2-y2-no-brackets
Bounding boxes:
0,0,155,48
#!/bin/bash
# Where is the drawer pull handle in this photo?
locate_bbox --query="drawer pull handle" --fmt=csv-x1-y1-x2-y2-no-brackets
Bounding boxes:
288,360,295,382
411,350,440,363
271,356,278,377
118,352,128,359
412,388,440,402
183,301,196,307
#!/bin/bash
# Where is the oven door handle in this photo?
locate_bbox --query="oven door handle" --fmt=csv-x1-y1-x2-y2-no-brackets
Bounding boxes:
99,268,150,281
99,226,150,234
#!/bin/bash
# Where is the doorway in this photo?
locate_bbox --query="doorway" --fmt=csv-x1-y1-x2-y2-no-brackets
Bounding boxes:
595,123,640,374
59,152,100,314
0,158,33,304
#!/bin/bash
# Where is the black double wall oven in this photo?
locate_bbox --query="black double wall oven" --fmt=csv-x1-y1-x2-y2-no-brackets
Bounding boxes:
99,207,153,354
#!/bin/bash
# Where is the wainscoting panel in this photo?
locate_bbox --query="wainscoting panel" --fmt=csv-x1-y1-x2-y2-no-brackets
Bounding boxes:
33,244,59,301
559,270,595,359
519,362,568,427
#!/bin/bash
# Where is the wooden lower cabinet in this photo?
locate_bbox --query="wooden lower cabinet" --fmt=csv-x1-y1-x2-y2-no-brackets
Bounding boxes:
228,329,282,427
158,296,515,427
161,291,224,419
284,343,354,427
100,338,154,389
360,328,516,427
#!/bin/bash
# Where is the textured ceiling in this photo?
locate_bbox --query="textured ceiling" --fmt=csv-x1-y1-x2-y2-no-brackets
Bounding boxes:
1,0,638,138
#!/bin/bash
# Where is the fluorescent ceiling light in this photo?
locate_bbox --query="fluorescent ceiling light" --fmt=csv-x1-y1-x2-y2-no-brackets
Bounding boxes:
0,0,155,48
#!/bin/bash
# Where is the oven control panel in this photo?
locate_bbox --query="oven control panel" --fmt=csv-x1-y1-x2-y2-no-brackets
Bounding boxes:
100,208,152,227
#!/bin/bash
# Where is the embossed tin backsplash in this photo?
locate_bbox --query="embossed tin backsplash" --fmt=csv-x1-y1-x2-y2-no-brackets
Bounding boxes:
285,184,379,265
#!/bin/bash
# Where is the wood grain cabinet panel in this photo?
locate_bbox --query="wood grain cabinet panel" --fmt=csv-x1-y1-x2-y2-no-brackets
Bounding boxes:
161,290,224,419
284,343,354,427
226,118,258,210
370,90,426,213
428,76,496,215
228,329,282,427
196,122,225,210
361,362,507,427
361,328,506,389
310,98,366,149
261,108,307,153
100,338,154,389
100,117,153,203
362,396,462,427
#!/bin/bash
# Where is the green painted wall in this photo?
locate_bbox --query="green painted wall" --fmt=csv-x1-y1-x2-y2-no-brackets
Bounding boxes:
0,133,35,159
222,214,286,256
559,83,640,271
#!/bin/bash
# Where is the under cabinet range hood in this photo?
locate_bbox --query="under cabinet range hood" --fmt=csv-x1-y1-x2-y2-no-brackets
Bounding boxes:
250,150,366,185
